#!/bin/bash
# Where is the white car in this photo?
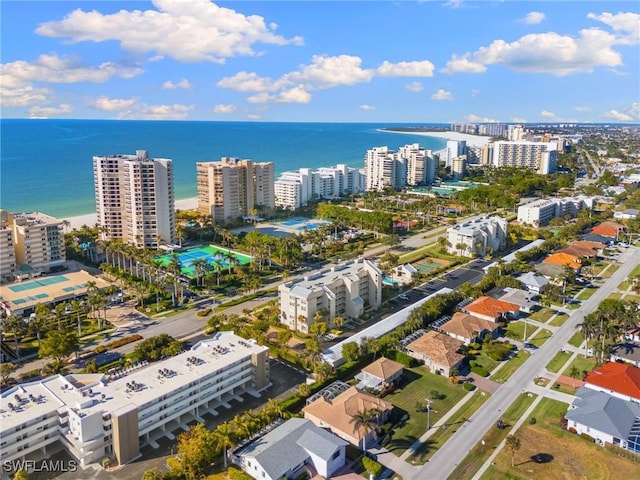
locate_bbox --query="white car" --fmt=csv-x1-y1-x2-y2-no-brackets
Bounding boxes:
399,294,409,301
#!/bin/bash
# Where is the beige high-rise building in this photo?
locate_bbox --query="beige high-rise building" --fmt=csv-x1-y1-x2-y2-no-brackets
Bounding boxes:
0,211,65,276
197,157,275,224
93,150,175,248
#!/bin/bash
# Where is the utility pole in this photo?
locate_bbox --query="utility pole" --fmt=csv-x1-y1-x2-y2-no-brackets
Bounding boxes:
426,398,432,431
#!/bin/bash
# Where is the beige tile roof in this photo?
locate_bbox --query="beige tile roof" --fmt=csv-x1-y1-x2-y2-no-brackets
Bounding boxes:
302,386,393,441
361,357,404,381
441,312,500,340
406,331,464,368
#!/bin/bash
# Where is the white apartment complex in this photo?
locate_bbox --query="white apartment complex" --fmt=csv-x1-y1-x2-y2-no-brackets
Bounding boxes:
0,210,65,278
517,196,595,227
279,259,382,334
0,332,270,470
93,150,175,249
446,216,508,257
489,141,558,174
274,164,365,210
365,144,437,192
197,158,275,223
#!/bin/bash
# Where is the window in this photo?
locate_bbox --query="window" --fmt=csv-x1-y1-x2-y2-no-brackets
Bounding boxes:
331,449,340,460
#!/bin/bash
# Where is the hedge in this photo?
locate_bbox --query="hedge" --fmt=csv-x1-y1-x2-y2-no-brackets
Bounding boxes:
463,382,476,391
386,350,417,368
470,366,489,377
362,457,384,478
196,308,211,317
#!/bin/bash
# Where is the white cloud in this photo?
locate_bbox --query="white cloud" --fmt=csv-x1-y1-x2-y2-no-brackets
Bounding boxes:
247,114,262,120
523,12,545,25
431,89,453,101
541,110,556,118
464,114,498,123
375,60,434,77
444,0,464,9
89,96,138,111
441,54,486,74
359,104,375,111
588,11,640,45
602,102,639,121
218,54,436,104
28,104,72,118
0,82,52,107
124,103,194,120
444,26,625,76
212,104,237,114
405,81,423,93
36,0,303,63
573,106,591,112
511,117,527,123
162,78,191,89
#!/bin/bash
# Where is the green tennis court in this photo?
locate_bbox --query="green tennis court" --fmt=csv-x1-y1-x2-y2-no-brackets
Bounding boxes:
156,245,251,279
415,261,443,273
8,275,69,293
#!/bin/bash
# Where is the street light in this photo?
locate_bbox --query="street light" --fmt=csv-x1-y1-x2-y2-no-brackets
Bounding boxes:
425,398,432,431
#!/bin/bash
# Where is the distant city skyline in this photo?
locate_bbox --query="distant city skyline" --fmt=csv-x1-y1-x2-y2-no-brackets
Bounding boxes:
1,1,638,123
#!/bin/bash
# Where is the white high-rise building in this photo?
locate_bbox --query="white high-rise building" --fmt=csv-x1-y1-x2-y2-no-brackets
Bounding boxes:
491,141,558,174
278,259,382,334
94,150,175,248
441,140,467,167
197,158,275,223
365,144,436,192
446,216,508,257
274,164,365,210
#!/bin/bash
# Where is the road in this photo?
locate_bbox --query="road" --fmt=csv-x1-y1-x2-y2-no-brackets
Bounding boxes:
404,246,640,480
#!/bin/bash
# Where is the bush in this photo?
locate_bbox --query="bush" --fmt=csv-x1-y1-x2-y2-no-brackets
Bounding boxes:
471,366,490,377
94,345,107,354
463,382,476,391
228,466,254,480
568,427,577,434
386,349,417,368
529,417,537,425
468,360,478,367
19,369,41,381
362,456,383,478
580,433,594,443
104,334,143,350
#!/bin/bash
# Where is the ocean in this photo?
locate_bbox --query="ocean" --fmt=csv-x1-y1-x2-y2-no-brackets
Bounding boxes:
0,119,447,218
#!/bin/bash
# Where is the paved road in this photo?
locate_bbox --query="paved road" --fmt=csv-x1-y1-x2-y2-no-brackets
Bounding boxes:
395,246,640,480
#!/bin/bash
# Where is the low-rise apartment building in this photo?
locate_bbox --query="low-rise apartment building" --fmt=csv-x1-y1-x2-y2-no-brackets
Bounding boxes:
0,332,270,469
278,259,382,333
517,196,595,227
446,216,508,257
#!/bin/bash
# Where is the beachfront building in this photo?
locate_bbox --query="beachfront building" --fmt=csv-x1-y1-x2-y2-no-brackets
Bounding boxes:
451,155,467,180
0,332,270,470
446,216,508,257
517,196,595,227
197,157,275,224
278,259,382,334
274,164,365,210
0,210,65,277
365,144,437,191
93,150,175,249
441,140,467,167
490,141,558,174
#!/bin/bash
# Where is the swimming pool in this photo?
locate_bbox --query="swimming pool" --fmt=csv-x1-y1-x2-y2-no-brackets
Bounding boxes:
8,275,69,293
277,218,331,231
155,245,251,279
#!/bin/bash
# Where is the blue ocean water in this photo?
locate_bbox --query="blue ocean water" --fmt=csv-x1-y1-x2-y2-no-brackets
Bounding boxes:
0,119,446,218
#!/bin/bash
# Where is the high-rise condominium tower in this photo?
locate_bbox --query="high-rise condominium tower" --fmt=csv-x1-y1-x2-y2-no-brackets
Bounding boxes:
93,150,175,248
197,157,275,224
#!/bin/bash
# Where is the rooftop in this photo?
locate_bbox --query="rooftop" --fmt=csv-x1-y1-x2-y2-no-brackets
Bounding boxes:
440,312,500,340
406,331,465,368
543,252,582,269
584,362,640,401
591,222,625,239
463,296,520,320
361,357,404,381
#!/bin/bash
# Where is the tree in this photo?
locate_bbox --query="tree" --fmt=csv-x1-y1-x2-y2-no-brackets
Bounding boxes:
342,342,361,362
141,468,164,480
350,408,381,451
309,320,328,342
568,365,581,388
313,361,335,384
13,469,29,480
0,362,17,386
506,434,521,467
333,315,344,329
175,423,217,479
38,330,78,371
212,421,235,470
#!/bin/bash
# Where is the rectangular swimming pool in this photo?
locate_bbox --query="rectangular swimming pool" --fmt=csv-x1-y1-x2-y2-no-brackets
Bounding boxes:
9,275,69,293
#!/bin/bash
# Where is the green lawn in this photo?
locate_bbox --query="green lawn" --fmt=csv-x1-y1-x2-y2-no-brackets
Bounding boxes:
608,292,623,300
575,287,597,300
491,350,531,383
546,350,572,373
600,263,619,278
568,331,584,348
448,393,538,480
618,280,631,290
630,264,640,278
504,321,527,342
407,391,490,465
567,354,597,377
549,312,569,327
470,354,500,374
384,367,468,455
529,308,555,323
529,328,553,347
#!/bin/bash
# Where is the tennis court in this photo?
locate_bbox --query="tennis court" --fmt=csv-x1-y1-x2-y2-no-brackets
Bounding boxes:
414,259,448,273
8,275,70,293
277,217,331,231
155,245,251,279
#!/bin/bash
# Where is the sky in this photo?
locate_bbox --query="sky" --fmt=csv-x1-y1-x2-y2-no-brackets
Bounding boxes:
1,0,639,123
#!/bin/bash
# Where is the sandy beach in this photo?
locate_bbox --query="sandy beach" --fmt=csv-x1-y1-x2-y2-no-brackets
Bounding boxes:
64,197,198,230
382,129,492,147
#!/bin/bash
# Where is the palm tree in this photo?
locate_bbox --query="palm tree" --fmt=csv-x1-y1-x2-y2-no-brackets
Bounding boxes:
350,408,381,451
505,434,521,467
167,253,182,306
212,421,235,470
4,314,25,360
568,365,581,388
333,316,344,330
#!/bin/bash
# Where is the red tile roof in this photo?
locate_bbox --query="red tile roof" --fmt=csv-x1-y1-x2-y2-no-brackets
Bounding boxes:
591,222,624,239
584,362,640,400
463,296,520,320
543,252,581,269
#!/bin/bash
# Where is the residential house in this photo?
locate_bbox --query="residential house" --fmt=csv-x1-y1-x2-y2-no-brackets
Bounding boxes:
233,418,348,480
303,386,393,449
565,387,640,453
533,262,567,280
580,233,614,245
542,252,582,271
558,241,605,259
614,209,639,220
391,263,419,284
354,357,404,392
591,222,625,240
405,331,465,376
498,288,538,314
516,272,549,294
583,362,640,402
439,312,501,345
462,296,520,322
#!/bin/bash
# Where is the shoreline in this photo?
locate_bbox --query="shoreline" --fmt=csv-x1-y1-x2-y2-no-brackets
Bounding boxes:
380,128,492,147
64,197,198,230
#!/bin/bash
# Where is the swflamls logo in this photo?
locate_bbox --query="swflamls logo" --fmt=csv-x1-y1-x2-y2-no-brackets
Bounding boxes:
2,459,78,474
